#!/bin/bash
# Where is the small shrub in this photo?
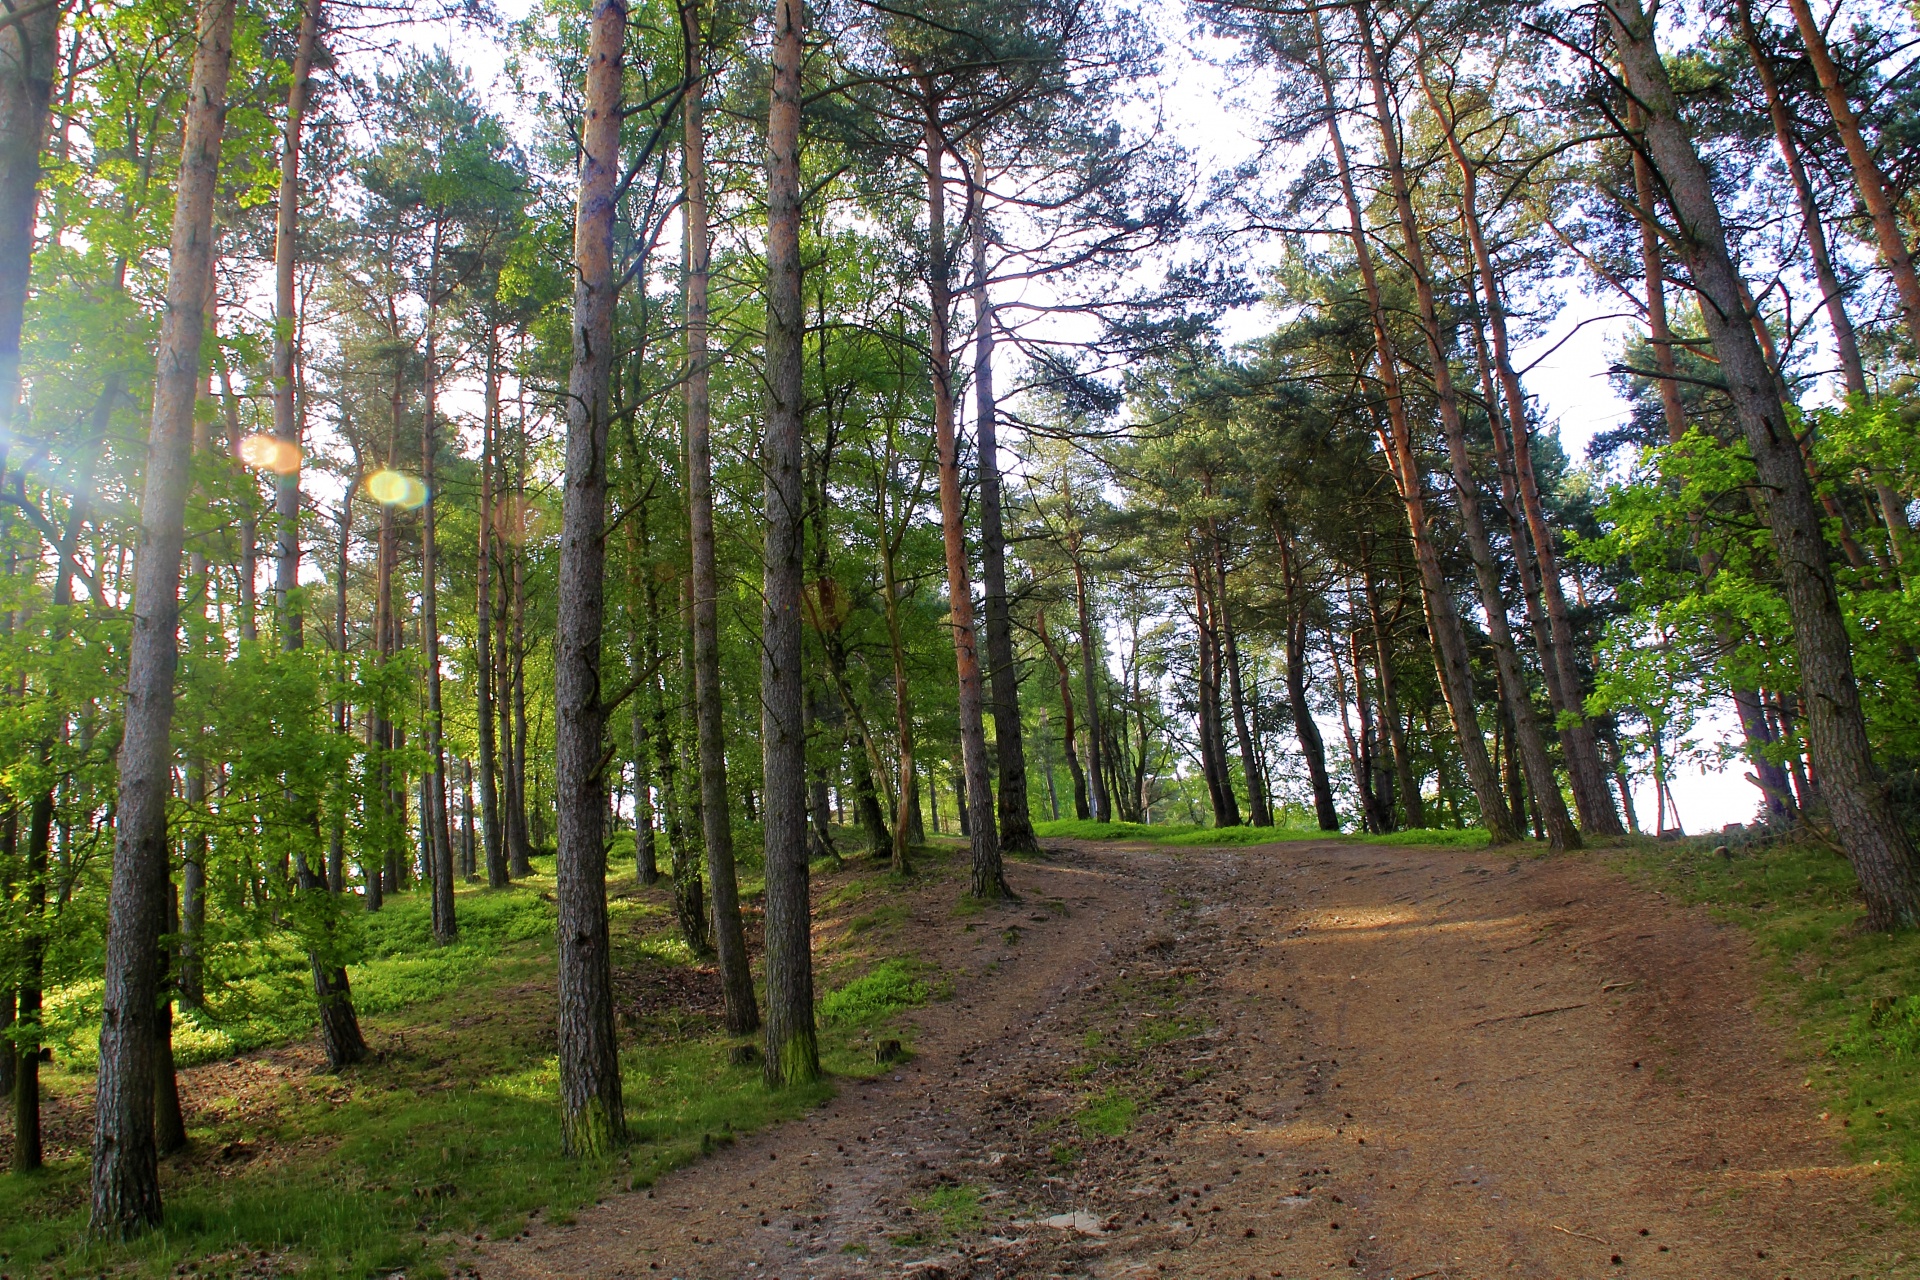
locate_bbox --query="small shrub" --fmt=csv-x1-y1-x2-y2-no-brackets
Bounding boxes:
818,960,930,1025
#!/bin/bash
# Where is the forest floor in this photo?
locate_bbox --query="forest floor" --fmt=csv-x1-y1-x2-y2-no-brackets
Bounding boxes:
469,835,1920,1280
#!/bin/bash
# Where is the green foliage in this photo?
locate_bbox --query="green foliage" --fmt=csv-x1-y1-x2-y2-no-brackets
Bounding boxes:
818,959,931,1026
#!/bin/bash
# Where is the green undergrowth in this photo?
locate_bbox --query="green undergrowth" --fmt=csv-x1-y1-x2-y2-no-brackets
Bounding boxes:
2,853,942,1278
819,959,930,1026
1611,836,1920,1209
1354,826,1493,847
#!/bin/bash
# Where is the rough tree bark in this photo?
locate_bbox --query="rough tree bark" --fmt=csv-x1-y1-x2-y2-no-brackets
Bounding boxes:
1213,532,1271,826
1612,0,1920,928
1414,48,1622,836
1783,0,1920,351
552,0,628,1154
1358,5,1576,850
680,0,757,1034
762,0,820,1086
0,0,58,431
919,86,1010,895
92,0,237,1237
478,328,506,887
967,166,1042,855
1314,7,1515,841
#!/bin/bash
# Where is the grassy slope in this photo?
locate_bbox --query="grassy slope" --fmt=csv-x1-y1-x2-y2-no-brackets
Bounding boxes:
1,847,951,1278
1608,836,1920,1209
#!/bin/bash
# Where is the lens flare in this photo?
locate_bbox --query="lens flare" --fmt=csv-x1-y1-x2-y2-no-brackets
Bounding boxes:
238,433,301,475
367,469,428,509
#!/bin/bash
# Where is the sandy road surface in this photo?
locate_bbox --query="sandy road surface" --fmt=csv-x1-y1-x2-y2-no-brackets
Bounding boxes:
471,839,1917,1280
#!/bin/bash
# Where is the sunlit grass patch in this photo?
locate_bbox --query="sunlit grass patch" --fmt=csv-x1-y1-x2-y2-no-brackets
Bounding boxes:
819,959,930,1026
2,857,946,1277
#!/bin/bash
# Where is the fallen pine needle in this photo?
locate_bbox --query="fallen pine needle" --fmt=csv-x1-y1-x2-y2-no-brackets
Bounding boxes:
1552,1223,1613,1247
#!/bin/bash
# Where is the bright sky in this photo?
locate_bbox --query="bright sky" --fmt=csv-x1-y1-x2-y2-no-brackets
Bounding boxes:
386,0,1763,833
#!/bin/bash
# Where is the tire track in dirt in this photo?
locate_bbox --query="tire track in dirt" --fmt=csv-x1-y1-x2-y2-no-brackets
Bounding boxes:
470,840,1919,1280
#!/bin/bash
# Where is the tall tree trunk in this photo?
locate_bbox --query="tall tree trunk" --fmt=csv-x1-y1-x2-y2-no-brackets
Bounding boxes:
552,0,627,1155
1276,528,1339,830
680,0,757,1034
1037,611,1090,820
762,0,819,1087
1213,533,1270,825
0,0,58,433
919,88,1009,894
508,417,534,874
4,0,73,1159
14,786,47,1171
1613,0,1920,927
967,168,1041,855
1415,49,1622,836
1190,554,1236,825
878,494,919,870
1359,545,1423,828
824,627,892,856
1359,6,1575,850
1630,103,1797,819
92,0,236,1237
421,263,456,942
271,0,367,1062
1736,0,1908,561
1071,555,1110,823
478,329,506,887
328,484,352,894
1783,0,1920,351
152,888,186,1156
1315,7,1514,841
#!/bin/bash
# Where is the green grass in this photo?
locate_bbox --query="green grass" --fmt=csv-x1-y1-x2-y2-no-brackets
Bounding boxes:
3,861,930,1278
1355,826,1492,847
1075,1087,1139,1137
903,1183,984,1240
818,959,931,1026
1611,836,1920,1207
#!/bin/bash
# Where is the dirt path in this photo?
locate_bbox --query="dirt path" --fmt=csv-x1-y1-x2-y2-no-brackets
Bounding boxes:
471,839,1916,1280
